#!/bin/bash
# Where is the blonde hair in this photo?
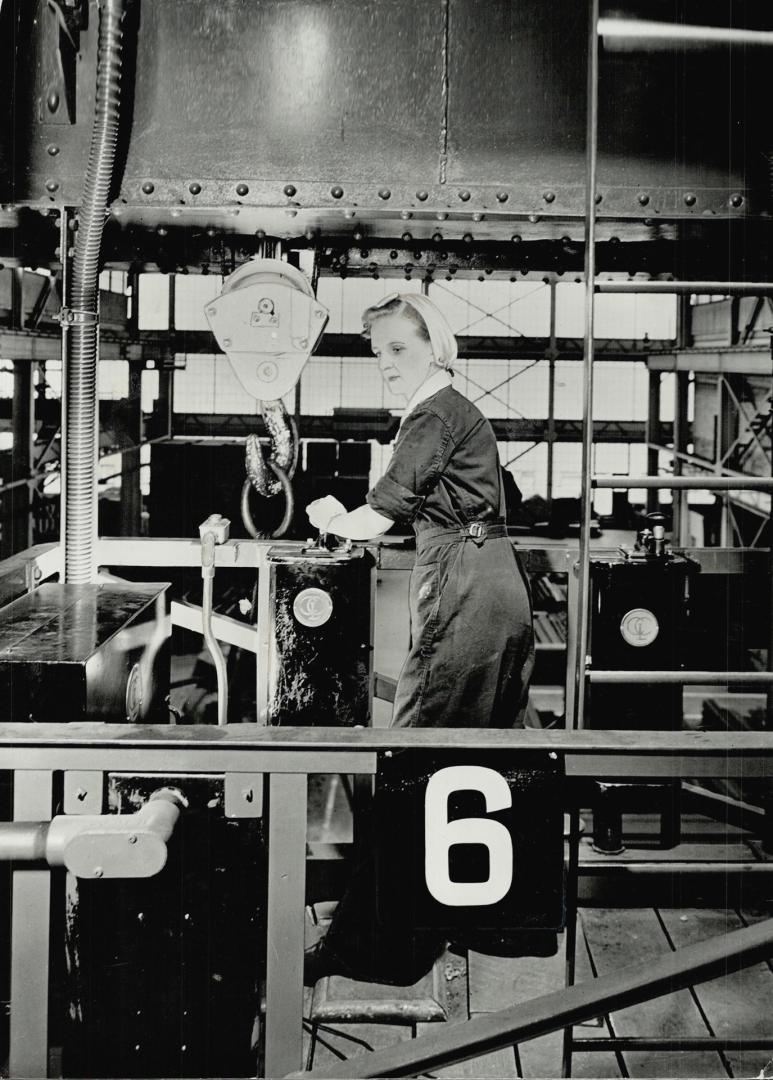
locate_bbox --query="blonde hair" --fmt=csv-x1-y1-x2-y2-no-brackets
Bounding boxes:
362,294,458,371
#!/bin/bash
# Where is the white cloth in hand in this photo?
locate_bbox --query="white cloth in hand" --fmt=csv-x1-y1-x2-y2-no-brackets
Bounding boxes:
306,495,347,532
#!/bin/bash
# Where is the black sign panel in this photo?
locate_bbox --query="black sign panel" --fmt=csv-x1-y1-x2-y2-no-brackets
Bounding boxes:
374,750,564,950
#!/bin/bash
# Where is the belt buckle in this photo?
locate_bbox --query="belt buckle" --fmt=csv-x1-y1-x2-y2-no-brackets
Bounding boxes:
468,522,486,540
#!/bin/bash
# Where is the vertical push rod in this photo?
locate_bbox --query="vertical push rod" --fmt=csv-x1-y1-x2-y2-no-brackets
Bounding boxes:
572,0,600,732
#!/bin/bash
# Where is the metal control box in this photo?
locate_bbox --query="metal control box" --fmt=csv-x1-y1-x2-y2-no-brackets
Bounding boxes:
265,545,374,725
0,582,170,723
587,554,699,730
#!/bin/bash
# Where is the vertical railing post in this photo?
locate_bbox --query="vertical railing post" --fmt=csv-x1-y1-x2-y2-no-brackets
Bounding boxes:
265,772,309,1078
572,0,600,735
10,770,54,1079
565,1,601,1074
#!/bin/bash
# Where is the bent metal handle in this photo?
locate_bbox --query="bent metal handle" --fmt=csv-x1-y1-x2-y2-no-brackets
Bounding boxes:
0,787,184,879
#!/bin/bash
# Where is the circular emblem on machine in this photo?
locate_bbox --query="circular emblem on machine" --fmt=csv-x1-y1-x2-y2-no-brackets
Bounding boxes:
257,359,278,383
293,587,333,628
125,662,144,721
620,607,660,648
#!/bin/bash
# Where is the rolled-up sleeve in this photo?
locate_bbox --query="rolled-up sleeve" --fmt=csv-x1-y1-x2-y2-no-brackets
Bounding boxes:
366,408,454,523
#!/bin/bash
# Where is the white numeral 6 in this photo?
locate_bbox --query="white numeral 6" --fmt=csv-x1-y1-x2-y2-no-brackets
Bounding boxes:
424,765,513,907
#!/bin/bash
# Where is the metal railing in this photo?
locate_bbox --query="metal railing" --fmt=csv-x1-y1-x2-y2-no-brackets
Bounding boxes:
1,724,773,1079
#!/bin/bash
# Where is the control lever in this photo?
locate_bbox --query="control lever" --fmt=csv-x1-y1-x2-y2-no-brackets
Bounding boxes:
199,514,230,725
0,787,185,879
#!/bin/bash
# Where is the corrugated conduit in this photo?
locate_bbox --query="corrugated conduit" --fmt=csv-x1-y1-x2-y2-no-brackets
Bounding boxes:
64,0,125,583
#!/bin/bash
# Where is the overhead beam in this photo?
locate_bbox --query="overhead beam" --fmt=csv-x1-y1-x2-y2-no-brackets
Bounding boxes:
0,328,669,364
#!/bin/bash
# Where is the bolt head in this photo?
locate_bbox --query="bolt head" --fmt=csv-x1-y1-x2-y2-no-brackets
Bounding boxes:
141,181,155,195
416,190,429,202
283,183,297,197
46,144,60,157
222,338,231,348
378,188,391,200
188,182,201,195
684,192,697,206
330,185,344,199
496,191,508,203
45,180,59,193
543,191,556,204
638,193,650,206
93,866,104,878
730,193,743,208
128,834,137,844
236,183,249,196
458,190,471,202
47,91,59,112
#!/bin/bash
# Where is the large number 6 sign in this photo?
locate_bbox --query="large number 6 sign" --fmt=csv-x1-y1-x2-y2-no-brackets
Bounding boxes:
424,766,513,906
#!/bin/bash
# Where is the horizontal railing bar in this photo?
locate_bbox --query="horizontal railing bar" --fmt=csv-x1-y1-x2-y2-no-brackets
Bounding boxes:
593,476,773,490
588,670,773,685
297,918,773,1078
574,1037,773,1051
596,280,773,294
579,863,771,876
1,723,773,754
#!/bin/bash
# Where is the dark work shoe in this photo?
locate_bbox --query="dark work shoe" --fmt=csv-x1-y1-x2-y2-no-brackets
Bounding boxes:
303,939,351,986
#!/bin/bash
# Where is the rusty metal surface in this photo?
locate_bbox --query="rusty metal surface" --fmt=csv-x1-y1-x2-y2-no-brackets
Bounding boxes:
3,0,772,240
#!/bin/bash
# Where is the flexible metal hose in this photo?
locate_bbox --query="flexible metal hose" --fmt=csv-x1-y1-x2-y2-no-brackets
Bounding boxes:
64,0,125,583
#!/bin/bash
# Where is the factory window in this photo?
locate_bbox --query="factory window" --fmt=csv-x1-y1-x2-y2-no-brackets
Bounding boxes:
172,355,292,415
592,443,649,513
499,442,548,500
173,274,224,329
315,278,423,334
556,283,677,339
138,273,170,330
453,357,548,420
553,360,648,420
98,270,128,294
427,280,551,338
301,355,390,414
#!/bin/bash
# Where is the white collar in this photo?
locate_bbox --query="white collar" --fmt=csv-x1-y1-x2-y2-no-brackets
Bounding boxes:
400,368,452,425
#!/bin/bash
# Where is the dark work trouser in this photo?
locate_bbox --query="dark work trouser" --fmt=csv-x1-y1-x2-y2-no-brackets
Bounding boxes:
322,527,554,986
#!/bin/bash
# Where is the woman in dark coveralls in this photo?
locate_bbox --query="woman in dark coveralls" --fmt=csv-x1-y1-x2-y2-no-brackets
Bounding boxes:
304,294,537,984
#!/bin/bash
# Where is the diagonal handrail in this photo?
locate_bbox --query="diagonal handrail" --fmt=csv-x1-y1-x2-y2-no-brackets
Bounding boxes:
296,917,773,1079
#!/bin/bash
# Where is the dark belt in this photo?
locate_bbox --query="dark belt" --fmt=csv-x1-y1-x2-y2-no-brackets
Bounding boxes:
417,521,510,548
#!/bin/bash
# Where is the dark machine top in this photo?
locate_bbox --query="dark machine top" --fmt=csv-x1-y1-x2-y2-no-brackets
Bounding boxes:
0,583,165,664
2,0,773,277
